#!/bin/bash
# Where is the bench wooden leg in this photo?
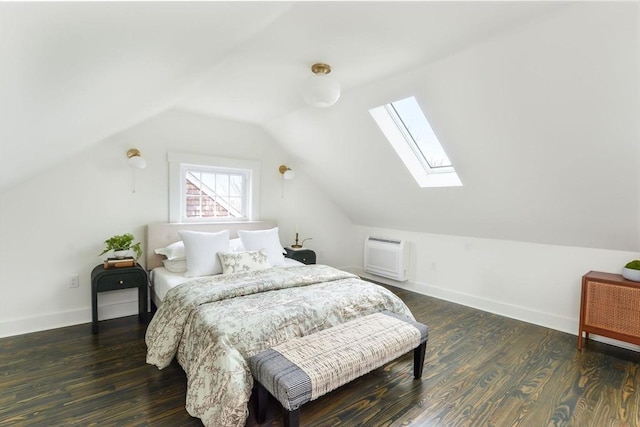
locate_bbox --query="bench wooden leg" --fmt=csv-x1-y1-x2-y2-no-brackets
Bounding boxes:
255,381,268,424
284,408,300,427
414,342,426,379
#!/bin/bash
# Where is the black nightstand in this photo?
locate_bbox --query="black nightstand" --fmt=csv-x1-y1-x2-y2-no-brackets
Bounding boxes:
91,263,148,334
285,248,316,265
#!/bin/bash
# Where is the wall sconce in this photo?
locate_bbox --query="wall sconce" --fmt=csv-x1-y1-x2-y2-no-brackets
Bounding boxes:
279,165,295,180
127,148,146,194
127,148,147,169
279,165,294,198
301,63,341,108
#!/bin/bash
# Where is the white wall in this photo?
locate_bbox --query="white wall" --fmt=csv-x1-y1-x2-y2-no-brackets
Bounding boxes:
0,109,354,337
347,225,640,351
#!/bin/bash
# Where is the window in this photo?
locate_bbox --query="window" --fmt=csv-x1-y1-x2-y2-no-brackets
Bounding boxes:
184,167,247,220
169,153,260,223
369,96,462,188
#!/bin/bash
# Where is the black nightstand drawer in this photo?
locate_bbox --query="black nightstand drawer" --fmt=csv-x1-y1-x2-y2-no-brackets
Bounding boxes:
285,248,316,265
95,272,146,292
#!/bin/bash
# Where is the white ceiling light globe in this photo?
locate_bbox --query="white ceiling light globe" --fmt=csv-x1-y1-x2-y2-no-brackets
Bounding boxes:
126,148,147,169
302,63,341,108
303,74,341,108
128,155,147,169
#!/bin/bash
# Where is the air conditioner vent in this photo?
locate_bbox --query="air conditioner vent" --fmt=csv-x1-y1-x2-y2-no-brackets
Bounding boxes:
364,236,409,281
368,237,402,245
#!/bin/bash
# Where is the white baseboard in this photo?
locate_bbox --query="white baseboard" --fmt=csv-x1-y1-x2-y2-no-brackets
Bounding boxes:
0,300,140,338
345,266,640,353
4,268,639,354
0,307,89,338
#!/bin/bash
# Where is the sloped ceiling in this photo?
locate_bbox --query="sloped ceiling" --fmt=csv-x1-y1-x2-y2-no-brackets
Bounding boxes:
0,1,293,190
1,2,638,252
1,1,563,190
266,3,639,252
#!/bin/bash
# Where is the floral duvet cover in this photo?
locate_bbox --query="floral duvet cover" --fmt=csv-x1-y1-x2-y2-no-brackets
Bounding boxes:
145,264,414,427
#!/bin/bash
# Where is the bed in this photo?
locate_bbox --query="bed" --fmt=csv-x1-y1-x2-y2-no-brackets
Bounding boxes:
144,222,415,427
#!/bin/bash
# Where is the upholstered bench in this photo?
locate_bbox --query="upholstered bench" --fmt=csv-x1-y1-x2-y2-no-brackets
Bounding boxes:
249,311,429,427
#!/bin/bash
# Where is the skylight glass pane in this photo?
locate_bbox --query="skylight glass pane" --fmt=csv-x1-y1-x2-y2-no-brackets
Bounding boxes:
369,95,462,188
390,96,452,168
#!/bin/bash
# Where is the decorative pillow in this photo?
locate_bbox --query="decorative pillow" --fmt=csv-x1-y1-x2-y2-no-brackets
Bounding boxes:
154,240,185,260
218,250,271,274
162,259,187,274
179,229,230,277
229,238,244,252
237,227,286,266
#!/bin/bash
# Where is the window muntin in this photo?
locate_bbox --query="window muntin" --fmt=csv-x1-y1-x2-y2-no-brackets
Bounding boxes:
183,166,248,221
168,153,260,223
370,96,462,188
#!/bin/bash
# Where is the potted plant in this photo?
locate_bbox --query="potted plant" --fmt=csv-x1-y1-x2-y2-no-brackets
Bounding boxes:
622,259,640,282
99,233,142,260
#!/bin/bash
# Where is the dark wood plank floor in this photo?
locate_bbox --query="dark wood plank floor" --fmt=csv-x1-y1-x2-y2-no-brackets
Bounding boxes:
1,285,638,426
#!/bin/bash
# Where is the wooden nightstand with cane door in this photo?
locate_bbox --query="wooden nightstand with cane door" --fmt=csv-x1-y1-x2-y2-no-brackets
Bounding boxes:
578,271,640,350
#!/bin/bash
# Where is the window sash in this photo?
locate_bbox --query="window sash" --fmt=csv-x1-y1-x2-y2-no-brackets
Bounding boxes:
168,152,261,223
386,97,453,172
181,166,249,221
369,97,462,188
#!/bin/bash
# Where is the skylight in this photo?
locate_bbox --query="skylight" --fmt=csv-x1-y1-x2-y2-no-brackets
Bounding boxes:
369,96,462,188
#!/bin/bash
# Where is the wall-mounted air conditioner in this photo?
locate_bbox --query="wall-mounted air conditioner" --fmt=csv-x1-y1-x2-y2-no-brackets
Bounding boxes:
364,236,409,282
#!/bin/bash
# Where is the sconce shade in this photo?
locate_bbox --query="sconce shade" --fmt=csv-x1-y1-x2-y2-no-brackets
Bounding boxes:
302,63,341,108
279,164,295,180
127,148,147,169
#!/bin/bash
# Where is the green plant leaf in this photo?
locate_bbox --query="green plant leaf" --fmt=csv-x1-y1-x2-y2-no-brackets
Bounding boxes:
624,259,640,270
99,233,142,259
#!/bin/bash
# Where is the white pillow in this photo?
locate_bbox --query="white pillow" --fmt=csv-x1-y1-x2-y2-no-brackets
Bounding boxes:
154,240,185,260
237,227,285,266
217,250,271,274
179,230,230,277
162,259,187,274
229,238,244,252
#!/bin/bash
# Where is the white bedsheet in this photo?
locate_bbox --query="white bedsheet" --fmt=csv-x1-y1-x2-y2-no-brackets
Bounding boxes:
150,258,305,303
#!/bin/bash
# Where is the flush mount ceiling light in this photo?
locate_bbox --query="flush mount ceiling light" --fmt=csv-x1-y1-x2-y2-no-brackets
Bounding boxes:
302,63,341,108
127,148,147,169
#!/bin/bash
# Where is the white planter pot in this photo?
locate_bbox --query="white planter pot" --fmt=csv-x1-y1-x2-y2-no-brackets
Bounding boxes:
621,267,640,282
113,250,130,259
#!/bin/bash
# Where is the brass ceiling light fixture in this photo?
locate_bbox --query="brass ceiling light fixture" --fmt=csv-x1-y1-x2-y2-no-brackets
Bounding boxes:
302,63,341,108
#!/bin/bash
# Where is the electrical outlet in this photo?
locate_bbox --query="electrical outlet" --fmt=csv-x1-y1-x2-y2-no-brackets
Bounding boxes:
69,274,79,288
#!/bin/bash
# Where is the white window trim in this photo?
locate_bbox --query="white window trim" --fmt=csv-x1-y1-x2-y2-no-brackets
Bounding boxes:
168,152,261,223
369,102,462,188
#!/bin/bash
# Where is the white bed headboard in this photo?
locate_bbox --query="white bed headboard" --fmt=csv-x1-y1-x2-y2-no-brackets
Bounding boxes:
146,221,277,270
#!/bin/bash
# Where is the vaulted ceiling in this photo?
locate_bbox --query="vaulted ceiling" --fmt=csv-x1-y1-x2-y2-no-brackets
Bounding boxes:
1,1,638,252
0,1,564,190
